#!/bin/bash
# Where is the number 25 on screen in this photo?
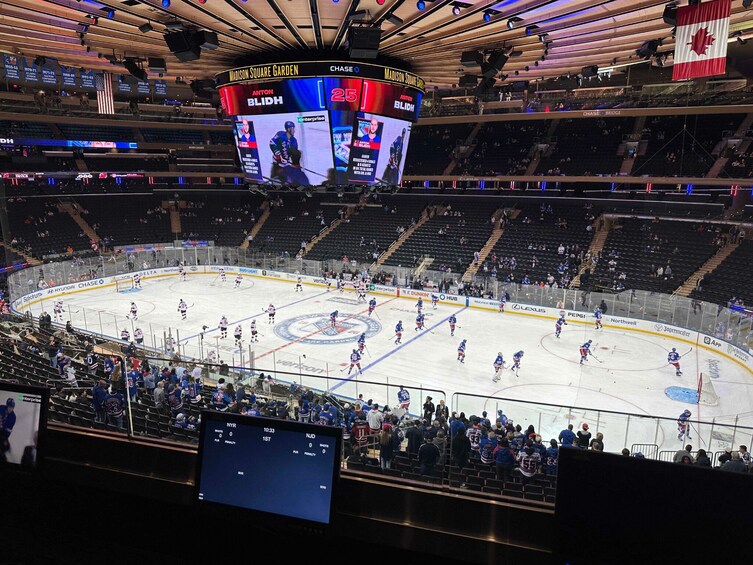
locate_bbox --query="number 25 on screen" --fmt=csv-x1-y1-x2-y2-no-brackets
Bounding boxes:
331,88,358,103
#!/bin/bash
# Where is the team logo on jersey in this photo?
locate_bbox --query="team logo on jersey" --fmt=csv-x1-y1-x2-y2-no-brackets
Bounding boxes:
275,313,381,345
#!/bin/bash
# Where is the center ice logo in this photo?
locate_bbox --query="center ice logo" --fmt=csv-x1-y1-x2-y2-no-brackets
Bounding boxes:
275,313,381,345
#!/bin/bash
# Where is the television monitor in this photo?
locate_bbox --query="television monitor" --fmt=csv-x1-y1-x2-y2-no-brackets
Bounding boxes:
0,382,48,469
194,411,342,527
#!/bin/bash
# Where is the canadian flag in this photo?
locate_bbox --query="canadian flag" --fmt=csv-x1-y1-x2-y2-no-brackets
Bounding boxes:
672,0,731,81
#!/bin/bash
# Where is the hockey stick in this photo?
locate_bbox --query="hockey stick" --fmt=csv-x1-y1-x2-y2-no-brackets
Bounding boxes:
339,365,350,373
681,347,693,358
363,344,371,358
590,353,604,364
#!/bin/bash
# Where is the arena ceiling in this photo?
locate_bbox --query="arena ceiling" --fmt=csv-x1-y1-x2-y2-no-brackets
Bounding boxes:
2,0,753,89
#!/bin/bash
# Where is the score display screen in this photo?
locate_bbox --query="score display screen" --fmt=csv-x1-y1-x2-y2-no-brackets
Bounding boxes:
221,76,421,186
195,412,342,525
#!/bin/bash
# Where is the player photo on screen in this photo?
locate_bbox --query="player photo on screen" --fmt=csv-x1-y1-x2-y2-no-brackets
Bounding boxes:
347,113,411,185
0,391,43,467
237,111,334,186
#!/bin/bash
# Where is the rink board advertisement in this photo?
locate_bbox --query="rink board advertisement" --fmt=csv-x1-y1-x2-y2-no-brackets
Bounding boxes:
9,265,753,375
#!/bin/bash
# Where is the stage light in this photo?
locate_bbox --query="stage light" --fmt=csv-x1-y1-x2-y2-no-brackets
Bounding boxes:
507,18,514,29
162,0,170,7
483,11,491,22
416,0,425,10
106,9,115,19
139,22,153,33
452,5,460,15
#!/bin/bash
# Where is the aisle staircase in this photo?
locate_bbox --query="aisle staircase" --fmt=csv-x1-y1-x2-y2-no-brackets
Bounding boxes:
372,205,443,268
460,208,508,282
0,242,41,266
618,116,647,175
443,123,484,175
302,205,357,256
241,201,270,249
58,201,101,244
570,214,608,288
673,241,740,297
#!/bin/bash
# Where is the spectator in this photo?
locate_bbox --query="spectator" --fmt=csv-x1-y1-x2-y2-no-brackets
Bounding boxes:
91,379,108,423
718,447,732,466
576,423,591,449
721,452,746,472
433,430,447,466
451,429,471,469
739,445,751,470
674,444,693,464
494,438,515,483
479,431,498,465
590,432,605,452
423,396,435,421
367,403,384,433
517,443,542,487
435,399,449,421
418,437,441,476
559,424,576,447
695,449,712,467
153,380,166,412
378,424,396,470
103,388,125,429
621,448,631,456
545,439,559,475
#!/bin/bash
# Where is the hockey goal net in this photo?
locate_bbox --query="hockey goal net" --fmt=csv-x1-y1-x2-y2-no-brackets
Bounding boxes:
696,372,719,406
114,275,134,293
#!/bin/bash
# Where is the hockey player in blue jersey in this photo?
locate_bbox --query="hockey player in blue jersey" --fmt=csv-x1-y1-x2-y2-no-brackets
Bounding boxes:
415,313,425,331
0,398,16,453
431,294,439,309
416,298,424,314
330,310,338,328
394,321,403,344
269,121,310,185
348,349,362,375
368,298,377,316
383,128,406,185
457,339,467,363
510,350,524,373
357,332,366,354
493,352,505,382
593,307,603,330
555,316,567,338
677,409,692,440
667,348,682,376
448,314,457,336
579,340,593,364
397,386,410,410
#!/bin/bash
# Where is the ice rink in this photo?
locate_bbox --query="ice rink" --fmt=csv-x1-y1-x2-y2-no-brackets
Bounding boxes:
25,273,753,453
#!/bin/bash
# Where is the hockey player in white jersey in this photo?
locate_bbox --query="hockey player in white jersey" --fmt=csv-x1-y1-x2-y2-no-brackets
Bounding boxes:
219,316,229,338
128,302,138,320
53,300,64,322
177,299,188,320
250,320,259,342
234,324,242,346
219,268,226,283
295,276,303,292
267,304,276,324
234,273,243,288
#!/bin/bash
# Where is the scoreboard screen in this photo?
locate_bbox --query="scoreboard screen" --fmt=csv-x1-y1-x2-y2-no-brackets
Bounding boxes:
220,74,421,186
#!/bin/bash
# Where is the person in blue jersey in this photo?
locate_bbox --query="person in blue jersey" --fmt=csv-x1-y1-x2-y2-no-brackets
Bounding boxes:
186,377,203,407
167,383,184,417
103,389,125,429
92,379,108,423
397,386,410,411
415,298,423,314
298,398,311,423
415,313,425,331
394,321,403,344
126,367,140,402
448,314,457,336
544,439,559,475
479,411,491,429
579,340,593,364
211,385,232,412
383,128,406,185
559,424,576,447
667,348,682,376
357,332,366,354
494,438,515,483
510,350,524,372
593,307,603,330
457,339,467,363
498,294,506,313
360,118,381,144
347,349,362,376
269,121,310,185
493,352,505,382
330,310,338,328
479,430,498,464
677,409,692,440
555,316,567,338
431,293,439,309
368,298,377,316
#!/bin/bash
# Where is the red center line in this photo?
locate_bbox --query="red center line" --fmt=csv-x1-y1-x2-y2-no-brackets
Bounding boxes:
255,296,399,360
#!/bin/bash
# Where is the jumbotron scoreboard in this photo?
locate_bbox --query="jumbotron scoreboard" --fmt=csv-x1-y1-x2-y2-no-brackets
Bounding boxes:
216,61,425,186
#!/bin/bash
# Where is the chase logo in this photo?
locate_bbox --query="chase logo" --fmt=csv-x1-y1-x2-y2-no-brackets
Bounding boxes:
275,313,381,345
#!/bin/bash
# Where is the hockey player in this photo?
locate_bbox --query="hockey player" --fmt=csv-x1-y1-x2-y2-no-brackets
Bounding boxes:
368,298,377,316
431,294,439,309
133,273,142,288
134,327,144,345
448,314,457,336
555,316,567,338
511,350,524,373
178,264,186,281
177,299,188,320
594,307,603,330
53,300,64,322
493,352,505,382
128,302,138,320
397,386,410,411
357,284,367,302
330,310,339,328
234,324,243,346
234,273,243,288
416,298,424,314
295,276,303,292
579,340,593,364
325,279,332,292
219,316,229,339
415,312,425,331
499,295,506,313
457,339,467,363
357,332,366,354
219,268,226,283
394,321,403,344
267,304,276,324
250,320,259,343
269,121,310,185
348,349,363,375
120,328,130,342
667,348,682,376
337,278,343,293
677,409,692,440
